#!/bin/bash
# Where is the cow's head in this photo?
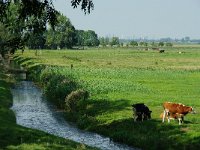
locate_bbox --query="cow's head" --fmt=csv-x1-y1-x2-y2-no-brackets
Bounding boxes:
190,107,196,114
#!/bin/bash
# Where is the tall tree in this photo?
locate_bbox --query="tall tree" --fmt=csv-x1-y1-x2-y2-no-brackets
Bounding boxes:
75,30,99,47
83,30,99,46
110,37,119,46
0,3,24,56
45,14,76,49
0,0,94,56
130,40,138,47
26,33,46,49
158,42,164,47
75,30,85,48
99,37,106,47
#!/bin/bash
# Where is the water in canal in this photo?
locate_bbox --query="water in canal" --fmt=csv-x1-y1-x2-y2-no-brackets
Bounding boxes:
11,81,138,150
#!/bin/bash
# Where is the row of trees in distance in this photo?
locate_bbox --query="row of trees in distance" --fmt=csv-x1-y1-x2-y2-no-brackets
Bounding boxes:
25,18,173,50
26,14,99,49
99,37,173,48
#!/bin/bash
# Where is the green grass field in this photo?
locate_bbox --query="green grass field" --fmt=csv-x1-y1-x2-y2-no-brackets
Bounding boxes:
14,47,200,149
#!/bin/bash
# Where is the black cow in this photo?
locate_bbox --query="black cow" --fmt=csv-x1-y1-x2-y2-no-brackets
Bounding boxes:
132,103,152,122
159,49,165,53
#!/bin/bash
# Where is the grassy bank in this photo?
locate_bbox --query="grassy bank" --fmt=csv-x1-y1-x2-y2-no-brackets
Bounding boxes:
0,68,97,149
14,47,200,149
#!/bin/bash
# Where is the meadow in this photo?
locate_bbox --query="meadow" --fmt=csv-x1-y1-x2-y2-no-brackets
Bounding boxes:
14,46,200,149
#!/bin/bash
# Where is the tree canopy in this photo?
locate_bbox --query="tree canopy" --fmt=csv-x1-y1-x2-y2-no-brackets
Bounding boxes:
0,0,94,56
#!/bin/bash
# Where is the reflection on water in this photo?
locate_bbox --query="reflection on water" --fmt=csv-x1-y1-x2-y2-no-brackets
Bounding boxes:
11,81,137,150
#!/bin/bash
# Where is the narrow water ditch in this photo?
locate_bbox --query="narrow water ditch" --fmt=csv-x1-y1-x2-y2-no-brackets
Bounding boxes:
10,63,138,150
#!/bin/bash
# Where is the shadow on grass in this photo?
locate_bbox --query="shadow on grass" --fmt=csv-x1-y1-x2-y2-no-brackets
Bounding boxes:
13,57,34,64
94,118,200,150
85,98,131,117
78,98,200,150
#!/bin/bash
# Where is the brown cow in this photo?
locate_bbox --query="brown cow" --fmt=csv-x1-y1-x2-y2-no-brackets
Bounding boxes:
162,102,195,125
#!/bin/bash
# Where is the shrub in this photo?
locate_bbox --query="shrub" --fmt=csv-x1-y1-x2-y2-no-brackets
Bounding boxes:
45,75,78,108
65,89,89,113
40,68,78,108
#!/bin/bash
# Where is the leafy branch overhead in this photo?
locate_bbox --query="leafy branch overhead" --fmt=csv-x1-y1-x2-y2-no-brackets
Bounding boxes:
0,0,94,29
71,0,94,14
0,0,94,24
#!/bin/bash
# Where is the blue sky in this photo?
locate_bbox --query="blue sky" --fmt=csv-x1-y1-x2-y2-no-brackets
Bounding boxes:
54,0,200,39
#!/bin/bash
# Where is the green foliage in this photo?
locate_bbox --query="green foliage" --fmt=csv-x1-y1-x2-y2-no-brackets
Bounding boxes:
139,41,148,47
99,37,110,47
0,1,58,55
0,3,24,56
65,89,89,112
76,30,100,47
75,30,85,47
45,14,77,49
0,0,94,54
26,33,46,49
166,42,173,47
40,69,78,108
130,40,138,47
0,23,11,56
150,41,157,47
158,41,164,47
84,30,100,46
71,0,94,14
110,37,120,46
99,37,106,47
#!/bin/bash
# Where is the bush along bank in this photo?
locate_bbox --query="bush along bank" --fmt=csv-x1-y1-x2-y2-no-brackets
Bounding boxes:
0,62,97,150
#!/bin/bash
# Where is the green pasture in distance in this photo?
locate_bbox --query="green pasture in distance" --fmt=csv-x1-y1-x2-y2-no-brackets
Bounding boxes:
19,47,200,70
15,46,200,149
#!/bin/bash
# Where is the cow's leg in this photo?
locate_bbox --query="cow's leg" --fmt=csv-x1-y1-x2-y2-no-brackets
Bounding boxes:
141,113,144,121
134,112,140,122
133,109,137,122
134,116,137,122
181,116,184,124
162,109,168,122
180,116,184,124
138,113,142,121
162,110,165,122
178,117,182,125
167,111,170,123
133,114,138,122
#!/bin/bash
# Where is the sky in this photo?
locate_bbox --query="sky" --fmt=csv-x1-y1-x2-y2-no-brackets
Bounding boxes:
53,0,200,39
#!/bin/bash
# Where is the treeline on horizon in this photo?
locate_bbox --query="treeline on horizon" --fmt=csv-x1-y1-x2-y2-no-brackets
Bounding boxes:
25,21,199,50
